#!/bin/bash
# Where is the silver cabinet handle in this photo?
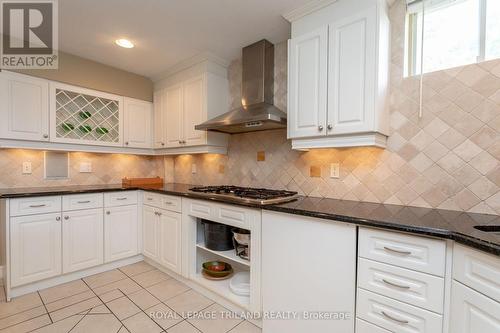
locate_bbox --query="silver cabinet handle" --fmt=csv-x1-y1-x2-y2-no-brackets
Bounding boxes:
116,198,127,201
381,311,409,324
147,198,153,201
165,201,173,205
318,125,324,131
106,211,111,215
178,140,182,144
161,142,165,146
64,216,70,220
29,204,46,208
158,212,162,216
56,216,61,221
125,142,129,145
327,124,333,130
43,134,49,138
382,278,410,290
384,246,412,256
77,200,91,204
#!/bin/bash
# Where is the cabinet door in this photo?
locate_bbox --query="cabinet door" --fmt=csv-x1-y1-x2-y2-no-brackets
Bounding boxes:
104,205,138,263
123,97,152,148
450,281,500,333
143,205,159,260
165,84,183,148
262,211,356,332
0,72,49,141
328,6,376,135
158,210,182,274
10,213,61,287
183,75,206,146
153,90,166,148
287,27,328,139
62,208,103,273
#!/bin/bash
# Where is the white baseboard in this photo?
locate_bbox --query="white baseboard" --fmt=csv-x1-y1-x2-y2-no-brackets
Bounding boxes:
7,255,143,300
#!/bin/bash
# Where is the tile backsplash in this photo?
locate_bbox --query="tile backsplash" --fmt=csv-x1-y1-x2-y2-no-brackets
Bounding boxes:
0,149,166,188
169,1,500,215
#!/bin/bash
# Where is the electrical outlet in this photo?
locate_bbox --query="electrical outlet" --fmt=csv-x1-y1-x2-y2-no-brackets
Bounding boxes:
22,162,32,174
79,162,92,173
330,163,340,178
192,164,197,174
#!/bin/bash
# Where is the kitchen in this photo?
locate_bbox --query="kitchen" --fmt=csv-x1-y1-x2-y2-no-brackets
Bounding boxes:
0,0,499,332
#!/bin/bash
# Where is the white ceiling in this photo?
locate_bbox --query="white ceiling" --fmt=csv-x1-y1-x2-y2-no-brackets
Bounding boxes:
59,0,312,79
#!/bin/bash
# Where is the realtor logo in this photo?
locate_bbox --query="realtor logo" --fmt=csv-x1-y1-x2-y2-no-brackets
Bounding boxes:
1,0,58,69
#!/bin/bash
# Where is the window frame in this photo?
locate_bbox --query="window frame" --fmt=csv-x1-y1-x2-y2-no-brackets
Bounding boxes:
405,0,490,77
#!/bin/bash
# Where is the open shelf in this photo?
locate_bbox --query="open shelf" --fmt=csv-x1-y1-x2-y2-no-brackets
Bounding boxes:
196,242,250,267
191,272,250,309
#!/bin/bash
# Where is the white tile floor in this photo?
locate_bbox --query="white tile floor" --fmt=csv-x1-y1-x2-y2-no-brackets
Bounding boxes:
0,262,261,333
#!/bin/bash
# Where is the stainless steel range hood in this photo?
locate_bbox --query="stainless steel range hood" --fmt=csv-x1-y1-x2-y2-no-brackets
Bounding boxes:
195,39,287,134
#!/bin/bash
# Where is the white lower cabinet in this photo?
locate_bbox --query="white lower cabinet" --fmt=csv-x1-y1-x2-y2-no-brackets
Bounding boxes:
10,213,62,287
262,211,356,332
62,208,104,273
158,209,181,274
104,205,138,263
357,288,443,333
356,318,390,333
450,281,500,333
142,204,181,275
142,205,159,261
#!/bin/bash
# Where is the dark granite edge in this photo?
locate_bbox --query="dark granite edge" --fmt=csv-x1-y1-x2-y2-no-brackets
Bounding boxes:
261,205,500,256
1,184,499,256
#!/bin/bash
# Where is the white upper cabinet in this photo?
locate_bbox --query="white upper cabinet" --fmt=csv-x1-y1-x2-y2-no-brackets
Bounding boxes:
0,71,49,142
288,27,328,138
153,59,229,154
123,97,153,148
183,75,206,146
164,84,184,148
153,90,166,148
288,0,390,149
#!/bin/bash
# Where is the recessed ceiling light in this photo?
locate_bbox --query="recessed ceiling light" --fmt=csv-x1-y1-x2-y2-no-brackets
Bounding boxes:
115,39,134,48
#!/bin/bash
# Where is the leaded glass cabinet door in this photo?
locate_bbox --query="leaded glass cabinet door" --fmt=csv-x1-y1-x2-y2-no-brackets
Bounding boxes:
49,82,124,146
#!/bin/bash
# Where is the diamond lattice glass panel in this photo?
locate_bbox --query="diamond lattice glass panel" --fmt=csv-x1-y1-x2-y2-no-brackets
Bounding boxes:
55,89,120,143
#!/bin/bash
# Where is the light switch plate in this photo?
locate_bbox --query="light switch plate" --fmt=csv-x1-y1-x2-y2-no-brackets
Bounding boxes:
22,162,32,174
330,163,340,178
79,162,92,173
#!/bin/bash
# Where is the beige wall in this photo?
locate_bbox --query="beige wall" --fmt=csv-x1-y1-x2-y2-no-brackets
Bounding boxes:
14,52,153,101
169,1,500,215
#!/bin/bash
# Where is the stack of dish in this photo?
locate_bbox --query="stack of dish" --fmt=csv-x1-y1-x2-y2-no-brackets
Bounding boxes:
202,261,233,280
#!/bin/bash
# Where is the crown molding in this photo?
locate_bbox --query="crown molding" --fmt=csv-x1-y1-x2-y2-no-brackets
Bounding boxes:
282,0,338,22
152,51,230,82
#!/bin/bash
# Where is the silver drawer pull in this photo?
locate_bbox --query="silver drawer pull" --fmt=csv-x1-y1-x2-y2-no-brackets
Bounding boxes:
77,200,91,204
382,278,410,290
381,311,409,324
384,246,412,256
147,198,153,201
165,201,174,205
29,204,46,208
116,198,128,201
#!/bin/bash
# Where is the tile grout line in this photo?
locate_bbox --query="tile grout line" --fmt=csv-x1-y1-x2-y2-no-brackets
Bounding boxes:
0,313,49,332
66,308,92,333
37,291,53,324
42,289,95,312
116,288,165,331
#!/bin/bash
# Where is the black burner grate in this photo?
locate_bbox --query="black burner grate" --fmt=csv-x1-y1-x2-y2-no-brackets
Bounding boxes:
189,186,298,200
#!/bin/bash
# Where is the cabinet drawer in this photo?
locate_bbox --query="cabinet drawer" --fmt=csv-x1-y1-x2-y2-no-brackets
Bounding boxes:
104,191,137,207
356,318,391,333
143,192,163,209
188,201,213,219
453,244,500,303
359,228,446,276
10,196,61,216
358,258,444,313
357,288,443,333
161,195,181,213
63,193,103,211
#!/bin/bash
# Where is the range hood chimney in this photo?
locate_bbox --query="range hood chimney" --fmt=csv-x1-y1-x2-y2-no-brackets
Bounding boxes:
195,39,287,134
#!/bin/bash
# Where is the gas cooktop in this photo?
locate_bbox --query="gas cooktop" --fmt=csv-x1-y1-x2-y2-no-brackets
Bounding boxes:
189,185,299,205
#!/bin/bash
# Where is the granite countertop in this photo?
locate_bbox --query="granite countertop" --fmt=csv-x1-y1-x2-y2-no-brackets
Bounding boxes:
1,183,499,256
